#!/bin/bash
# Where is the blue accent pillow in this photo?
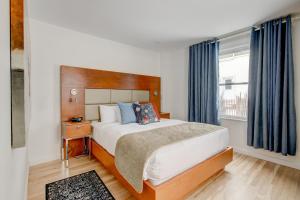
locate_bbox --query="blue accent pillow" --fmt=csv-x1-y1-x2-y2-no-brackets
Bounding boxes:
117,102,137,124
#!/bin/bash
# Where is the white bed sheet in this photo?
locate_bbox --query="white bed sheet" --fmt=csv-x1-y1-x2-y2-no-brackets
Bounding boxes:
92,119,229,186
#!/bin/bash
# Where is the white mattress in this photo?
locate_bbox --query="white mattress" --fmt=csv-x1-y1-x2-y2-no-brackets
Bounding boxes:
92,119,229,185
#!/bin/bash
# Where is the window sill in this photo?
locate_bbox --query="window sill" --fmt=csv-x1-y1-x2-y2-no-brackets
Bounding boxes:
220,116,247,122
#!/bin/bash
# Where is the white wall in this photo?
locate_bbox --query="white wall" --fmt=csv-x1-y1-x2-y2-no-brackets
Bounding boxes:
0,0,13,198
160,20,300,170
0,0,29,200
28,19,160,165
160,48,189,120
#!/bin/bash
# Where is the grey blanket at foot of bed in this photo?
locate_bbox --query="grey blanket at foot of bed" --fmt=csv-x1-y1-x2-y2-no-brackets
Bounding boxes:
115,122,225,193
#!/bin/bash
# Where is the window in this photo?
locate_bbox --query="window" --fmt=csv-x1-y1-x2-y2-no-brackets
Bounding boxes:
219,52,249,120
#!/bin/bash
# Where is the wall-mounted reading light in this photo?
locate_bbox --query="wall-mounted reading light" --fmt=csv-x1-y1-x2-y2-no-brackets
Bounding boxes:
153,90,158,96
69,88,78,102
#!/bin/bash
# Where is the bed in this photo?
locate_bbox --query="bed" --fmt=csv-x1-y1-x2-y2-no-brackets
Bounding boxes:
92,119,229,186
60,65,233,200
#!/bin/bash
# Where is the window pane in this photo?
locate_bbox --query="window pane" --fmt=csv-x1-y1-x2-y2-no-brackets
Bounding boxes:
219,54,249,84
219,84,248,119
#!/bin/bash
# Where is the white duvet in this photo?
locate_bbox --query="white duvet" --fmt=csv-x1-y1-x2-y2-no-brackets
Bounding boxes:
92,119,229,185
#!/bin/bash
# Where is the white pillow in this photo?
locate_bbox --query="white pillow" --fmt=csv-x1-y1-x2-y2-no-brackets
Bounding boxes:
115,106,122,122
99,105,121,123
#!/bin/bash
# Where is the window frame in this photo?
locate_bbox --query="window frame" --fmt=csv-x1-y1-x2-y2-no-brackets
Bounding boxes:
218,53,249,121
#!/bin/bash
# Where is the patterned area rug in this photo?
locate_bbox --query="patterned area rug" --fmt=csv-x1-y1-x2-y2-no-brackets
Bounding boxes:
46,170,115,200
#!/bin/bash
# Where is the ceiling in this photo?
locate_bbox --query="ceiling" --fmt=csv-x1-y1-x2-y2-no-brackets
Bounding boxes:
28,0,300,50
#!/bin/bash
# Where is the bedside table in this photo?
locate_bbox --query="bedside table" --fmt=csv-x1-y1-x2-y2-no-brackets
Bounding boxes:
160,112,170,119
61,121,92,167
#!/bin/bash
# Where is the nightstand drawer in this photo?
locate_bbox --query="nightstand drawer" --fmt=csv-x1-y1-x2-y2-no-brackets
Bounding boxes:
160,112,170,119
63,123,91,138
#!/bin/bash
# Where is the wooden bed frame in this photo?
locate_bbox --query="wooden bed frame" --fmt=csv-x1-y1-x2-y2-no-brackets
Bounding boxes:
60,65,233,199
92,140,233,200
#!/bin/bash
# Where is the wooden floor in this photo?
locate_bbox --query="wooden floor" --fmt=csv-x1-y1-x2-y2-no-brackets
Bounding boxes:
28,153,300,200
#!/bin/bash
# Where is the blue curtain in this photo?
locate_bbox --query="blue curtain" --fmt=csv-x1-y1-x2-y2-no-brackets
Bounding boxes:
247,16,297,155
188,40,219,125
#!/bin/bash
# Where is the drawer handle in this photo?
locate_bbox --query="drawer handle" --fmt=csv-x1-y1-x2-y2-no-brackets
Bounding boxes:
76,125,83,129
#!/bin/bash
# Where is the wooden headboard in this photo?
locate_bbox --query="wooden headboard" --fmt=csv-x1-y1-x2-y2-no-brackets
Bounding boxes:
60,65,161,122
60,65,161,157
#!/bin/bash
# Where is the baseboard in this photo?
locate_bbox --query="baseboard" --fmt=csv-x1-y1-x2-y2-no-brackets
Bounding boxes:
29,153,60,166
233,146,300,170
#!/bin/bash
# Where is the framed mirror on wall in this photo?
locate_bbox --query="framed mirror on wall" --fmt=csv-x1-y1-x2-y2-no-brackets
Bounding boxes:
11,0,25,148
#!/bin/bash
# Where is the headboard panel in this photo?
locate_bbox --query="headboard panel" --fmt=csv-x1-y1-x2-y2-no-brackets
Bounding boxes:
61,65,161,122
85,89,110,104
84,89,150,121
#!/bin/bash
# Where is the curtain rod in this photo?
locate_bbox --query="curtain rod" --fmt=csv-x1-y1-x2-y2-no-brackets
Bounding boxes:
253,14,300,31
208,13,300,43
